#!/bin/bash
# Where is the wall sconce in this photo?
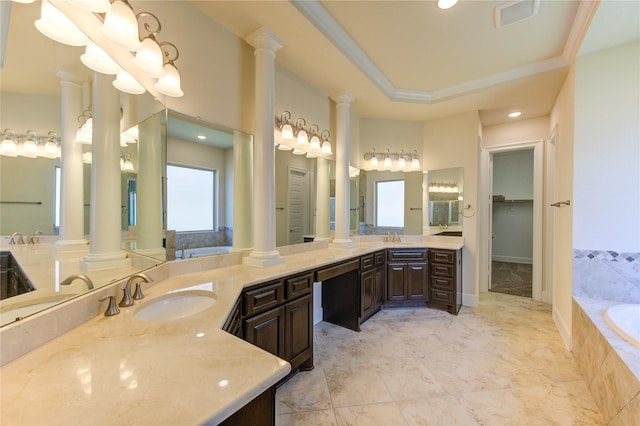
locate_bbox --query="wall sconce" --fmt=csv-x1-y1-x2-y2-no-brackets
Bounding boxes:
35,0,183,97
275,111,333,158
428,182,459,193
1,129,19,157
364,148,420,171
43,131,61,158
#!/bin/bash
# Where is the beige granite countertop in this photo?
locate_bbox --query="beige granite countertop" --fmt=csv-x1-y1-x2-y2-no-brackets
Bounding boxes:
0,237,463,425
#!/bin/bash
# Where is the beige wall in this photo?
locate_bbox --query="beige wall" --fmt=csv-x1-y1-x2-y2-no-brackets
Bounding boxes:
483,116,550,147
550,66,575,349
424,111,481,306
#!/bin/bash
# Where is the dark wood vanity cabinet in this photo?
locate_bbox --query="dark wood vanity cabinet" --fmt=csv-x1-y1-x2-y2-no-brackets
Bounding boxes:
360,250,386,323
428,248,462,315
241,272,314,376
385,249,428,307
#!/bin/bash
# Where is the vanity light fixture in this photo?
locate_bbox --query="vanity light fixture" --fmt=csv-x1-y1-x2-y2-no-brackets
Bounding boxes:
309,124,321,151
120,151,134,172
277,144,293,151
154,42,183,97
35,0,89,47
295,118,309,147
81,43,122,75
113,70,146,95
292,148,306,156
82,151,92,164
411,150,420,169
306,152,317,159
131,13,165,78
68,0,111,13
383,149,392,168
364,148,420,171
74,108,93,145
1,129,19,157
99,0,142,52
278,111,294,142
21,130,39,158
369,148,379,168
397,149,406,168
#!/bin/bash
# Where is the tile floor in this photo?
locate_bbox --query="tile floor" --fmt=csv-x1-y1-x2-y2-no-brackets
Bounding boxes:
275,292,603,425
490,261,533,298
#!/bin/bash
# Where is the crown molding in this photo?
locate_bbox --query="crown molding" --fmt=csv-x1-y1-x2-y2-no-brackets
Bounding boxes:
291,0,572,105
563,0,600,61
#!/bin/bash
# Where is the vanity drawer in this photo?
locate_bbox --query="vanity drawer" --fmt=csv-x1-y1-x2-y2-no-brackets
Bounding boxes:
374,251,386,266
360,254,375,271
429,249,455,265
244,281,285,316
286,273,313,299
387,249,427,262
430,276,454,291
430,288,454,305
431,263,454,278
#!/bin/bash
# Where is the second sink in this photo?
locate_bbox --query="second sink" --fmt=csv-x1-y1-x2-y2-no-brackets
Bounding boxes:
133,291,216,322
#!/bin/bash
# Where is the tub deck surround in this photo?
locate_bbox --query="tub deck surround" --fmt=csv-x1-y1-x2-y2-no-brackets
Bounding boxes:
0,243,162,326
0,237,463,425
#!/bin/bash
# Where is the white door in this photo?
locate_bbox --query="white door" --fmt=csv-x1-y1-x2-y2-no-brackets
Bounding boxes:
288,168,310,244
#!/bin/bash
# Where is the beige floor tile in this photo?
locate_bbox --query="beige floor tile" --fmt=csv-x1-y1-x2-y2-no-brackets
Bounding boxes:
324,365,394,408
334,402,408,426
397,395,481,426
276,368,332,414
374,360,446,401
276,409,338,426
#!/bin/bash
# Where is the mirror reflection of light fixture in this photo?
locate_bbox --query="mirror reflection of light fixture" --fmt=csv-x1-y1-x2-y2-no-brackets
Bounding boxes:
320,130,332,155
113,71,146,95
369,148,378,168
131,13,165,78
309,124,321,151
99,0,142,52
292,148,306,156
21,130,39,158
81,43,121,75
383,149,392,168
35,0,89,47
306,152,317,159
364,147,420,171
278,111,294,142
397,149,406,169
82,152,92,164
1,129,19,157
437,0,459,10
120,152,134,172
411,150,420,169
277,144,293,151
43,131,61,158
75,108,93,144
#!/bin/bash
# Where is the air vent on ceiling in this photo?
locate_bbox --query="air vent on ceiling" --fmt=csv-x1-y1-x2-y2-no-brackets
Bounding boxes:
494,0,540,29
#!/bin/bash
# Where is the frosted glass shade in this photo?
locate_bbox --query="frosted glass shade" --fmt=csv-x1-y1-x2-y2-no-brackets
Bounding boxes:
35,0,89,47
21,140,38,158
81,43,121,75
154,63,183,97
68,0,111,13
281,124,294,141
113,71,145,95
309,135,321,151
98,0,142,52
296,130,308,146
131,38,165,78
1,139,18,157
321,141,332,155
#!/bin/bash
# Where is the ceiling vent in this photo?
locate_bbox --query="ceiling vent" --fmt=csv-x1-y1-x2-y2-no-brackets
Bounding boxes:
494,0,540,29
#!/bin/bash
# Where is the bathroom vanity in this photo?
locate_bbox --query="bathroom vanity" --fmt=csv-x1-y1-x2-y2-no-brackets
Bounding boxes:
0,237,463,425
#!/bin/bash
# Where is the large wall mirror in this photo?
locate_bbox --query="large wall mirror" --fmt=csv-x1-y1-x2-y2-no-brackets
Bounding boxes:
425,167,464,235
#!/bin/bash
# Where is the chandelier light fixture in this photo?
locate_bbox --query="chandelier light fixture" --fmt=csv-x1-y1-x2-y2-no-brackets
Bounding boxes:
275,111,333,158
364,148,421,171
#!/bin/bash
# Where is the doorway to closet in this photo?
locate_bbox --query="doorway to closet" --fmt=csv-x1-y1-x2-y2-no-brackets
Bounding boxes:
490,149,534,298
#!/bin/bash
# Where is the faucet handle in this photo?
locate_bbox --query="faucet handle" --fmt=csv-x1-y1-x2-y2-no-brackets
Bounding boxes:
133,282,145,300
118,284,134,307
98,296,120,316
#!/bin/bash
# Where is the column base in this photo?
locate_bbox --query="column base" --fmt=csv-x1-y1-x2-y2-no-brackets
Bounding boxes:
80,251,131,271
332,238,354,248
243,250,285,267
55,239,89,248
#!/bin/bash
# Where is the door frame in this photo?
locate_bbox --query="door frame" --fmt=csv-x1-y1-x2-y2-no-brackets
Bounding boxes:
479,140,543,301
543,127,557,304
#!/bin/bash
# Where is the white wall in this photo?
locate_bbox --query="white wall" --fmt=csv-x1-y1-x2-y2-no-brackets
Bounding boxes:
574,41,640,252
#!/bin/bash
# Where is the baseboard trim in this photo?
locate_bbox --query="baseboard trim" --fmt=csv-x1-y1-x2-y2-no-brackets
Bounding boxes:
553,305,572,351
462,292,479,307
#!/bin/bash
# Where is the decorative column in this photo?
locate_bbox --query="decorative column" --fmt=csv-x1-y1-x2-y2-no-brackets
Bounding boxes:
231,130,253,252
135,112,164,258
243,27,284,267
81,73,130,270
315,157,331,241
332,93,355,245
56,70,87,247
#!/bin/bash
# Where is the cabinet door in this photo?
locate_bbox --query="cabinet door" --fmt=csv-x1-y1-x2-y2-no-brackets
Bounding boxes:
244,306,285,358
360,269,375,318
284,294,313,370
407,262,428,301
374,265,386,308
387,263,407,301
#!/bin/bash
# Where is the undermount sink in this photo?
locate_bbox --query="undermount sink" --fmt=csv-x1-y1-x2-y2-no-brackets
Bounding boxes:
134,291,216,322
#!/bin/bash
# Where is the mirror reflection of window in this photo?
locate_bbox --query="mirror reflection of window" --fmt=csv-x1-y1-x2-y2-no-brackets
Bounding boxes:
376,180,404,227
54,166,61,233
127,179,137,227
167,164,216,232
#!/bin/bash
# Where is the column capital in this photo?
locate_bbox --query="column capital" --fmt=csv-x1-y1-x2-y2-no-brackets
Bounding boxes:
56,69,85,86
331,93,355,105
246,27,284,52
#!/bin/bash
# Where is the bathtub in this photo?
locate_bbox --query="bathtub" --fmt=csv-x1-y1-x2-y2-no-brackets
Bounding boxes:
604,304,640,349
175,246,232,259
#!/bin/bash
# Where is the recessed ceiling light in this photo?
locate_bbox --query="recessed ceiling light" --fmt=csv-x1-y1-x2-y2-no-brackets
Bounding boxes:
197,135,206,140
508,111,522,118
438,0,459,10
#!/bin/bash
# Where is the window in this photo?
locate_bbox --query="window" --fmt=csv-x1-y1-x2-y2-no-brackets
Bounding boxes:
167,164,215,232
376,180,404,227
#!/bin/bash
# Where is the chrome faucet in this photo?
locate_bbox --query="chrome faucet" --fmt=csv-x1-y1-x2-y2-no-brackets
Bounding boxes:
392,232,401,243
9,232,25,244
27,230,43,244
60,273,94,290
180,244,186,259
127,273,151,301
